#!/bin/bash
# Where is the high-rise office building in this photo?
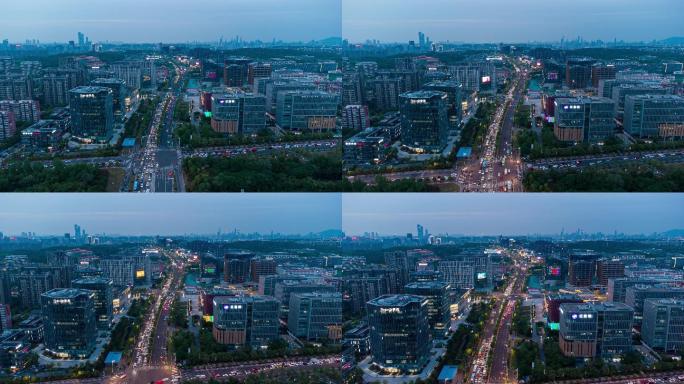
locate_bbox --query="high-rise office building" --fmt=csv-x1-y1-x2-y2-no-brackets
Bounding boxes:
611,84,669,121
210,92,266,135
68,86,114,140
100,258,135,287
565,58,596,89
437,260,475,290
212,295,280,348
554,97,616,143
559,302,634,358
422,80,463,126
607,277,668,303
343,127,391,167
288,292,343,342
342,104,370,131
342,72,363,106
399,90,449,152
71,277,113,329
343,276,388,315
17,266,71,309
596,259,625,286
448,65,480,92
0,100,40,123
110,62,142,90
591,65,617,88
0,110,15,142
224,257,250,284
0,304,11,332
367,295,430,373
275,90,339,132
625,285,684,326
90,78,128,118
41,288,97,359
223,57,252,87
545,293,583,324
247,62,272,87
0,77,34,101
404,281,451,338
641,298,684,354
623,94,684,139
250,258,277,283
568,252,599,287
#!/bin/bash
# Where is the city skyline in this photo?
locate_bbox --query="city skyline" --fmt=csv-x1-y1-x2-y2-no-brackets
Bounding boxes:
0,194,342,236
1,0,342,43
342,194,684,236
342,0,684,43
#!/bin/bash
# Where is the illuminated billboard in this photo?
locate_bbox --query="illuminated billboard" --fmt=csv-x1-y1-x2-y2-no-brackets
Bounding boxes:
548,267,561,276
481,76,491,84
548,322,560,331
477,272,487,280
135,270,145,279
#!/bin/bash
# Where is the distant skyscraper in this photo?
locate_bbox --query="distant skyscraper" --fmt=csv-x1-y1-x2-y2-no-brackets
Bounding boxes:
77,32,85,47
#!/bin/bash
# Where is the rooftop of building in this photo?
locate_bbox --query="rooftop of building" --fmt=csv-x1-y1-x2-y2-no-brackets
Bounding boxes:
345,127,389,145
404,281,449,290
68,85,113,94
41,288,93,299
291,291,342,299
367,294,427,307
546,293,583,301
91,78,126,85
556,96,615,104
625,94,684,102
643,297,684,307
423,80,463,88
71,277,113,285
213,295,277,305
560,301,633,312
399,90,448,99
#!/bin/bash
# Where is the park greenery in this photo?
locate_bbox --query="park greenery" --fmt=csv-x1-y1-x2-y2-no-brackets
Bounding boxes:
524,162,684,192
174,116,335,149
459,101,496,149
171,328,341,367
123,97,157,144
184,153,436,192
0,161,108,192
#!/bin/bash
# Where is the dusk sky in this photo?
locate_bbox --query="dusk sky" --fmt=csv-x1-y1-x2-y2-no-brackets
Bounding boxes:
342,194,684,236
1,0,342,43
0,194,342,236
343,0,684,43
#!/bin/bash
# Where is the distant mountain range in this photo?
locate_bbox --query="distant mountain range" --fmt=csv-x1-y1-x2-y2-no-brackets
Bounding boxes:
660,36,684,45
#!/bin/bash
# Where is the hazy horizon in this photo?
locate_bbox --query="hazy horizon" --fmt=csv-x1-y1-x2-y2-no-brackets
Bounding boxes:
342,194,684,236
0,194,342,236
0,0,342,44
343,0,684,44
